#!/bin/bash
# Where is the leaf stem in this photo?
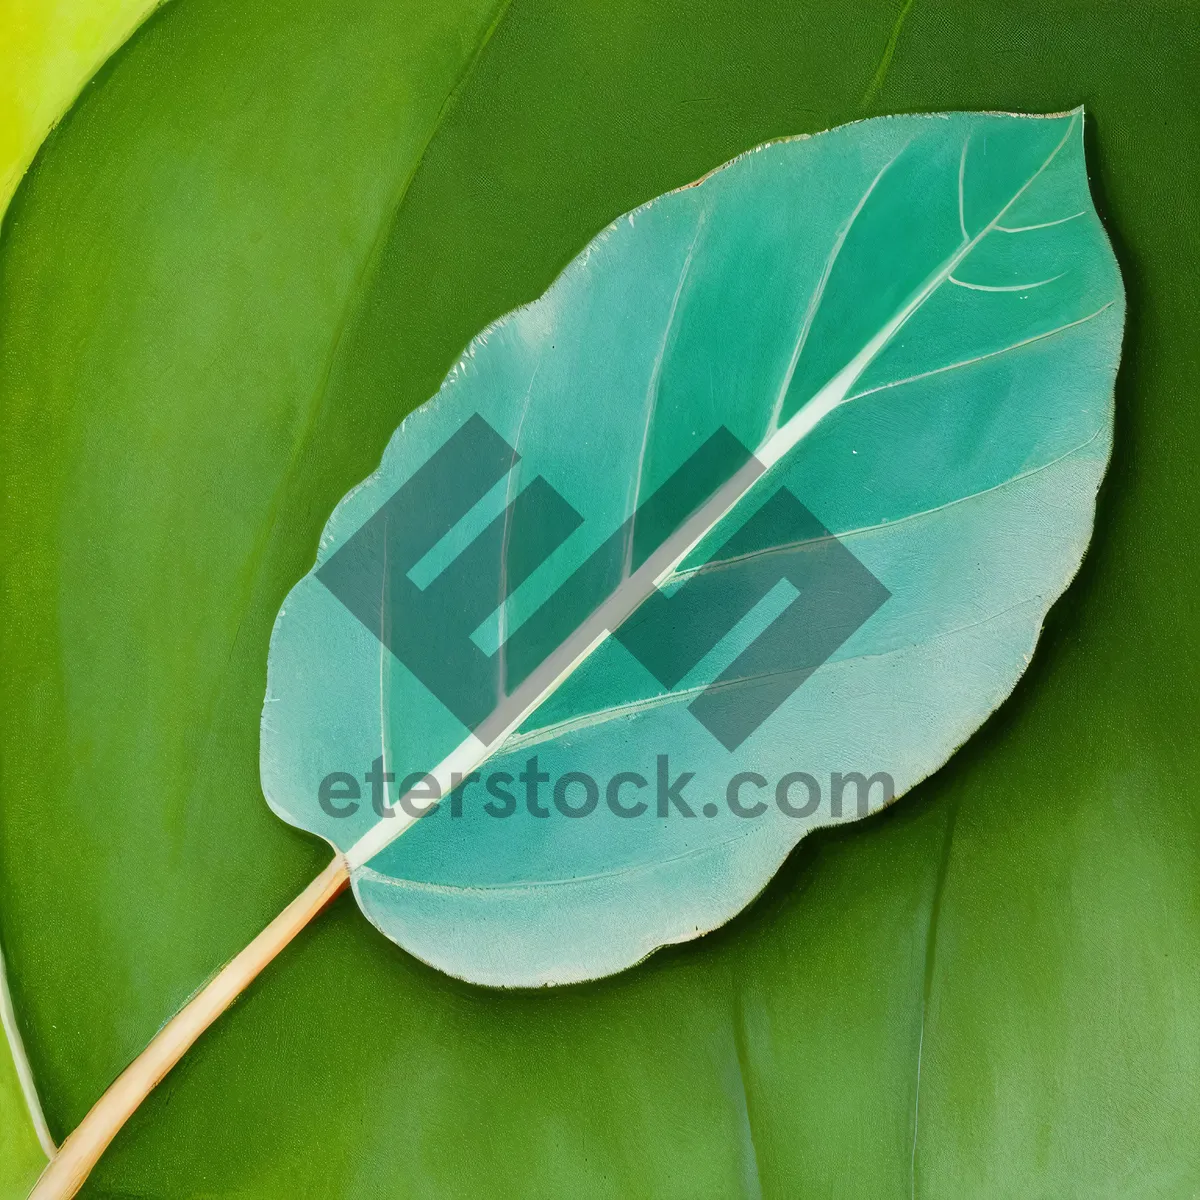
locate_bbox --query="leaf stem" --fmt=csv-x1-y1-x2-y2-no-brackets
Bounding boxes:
28,854,350,1200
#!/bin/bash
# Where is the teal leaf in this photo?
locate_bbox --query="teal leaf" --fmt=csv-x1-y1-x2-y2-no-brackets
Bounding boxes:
262,109,1123,986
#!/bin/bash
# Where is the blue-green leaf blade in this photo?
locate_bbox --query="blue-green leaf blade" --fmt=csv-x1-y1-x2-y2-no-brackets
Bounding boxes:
262,109,1123,986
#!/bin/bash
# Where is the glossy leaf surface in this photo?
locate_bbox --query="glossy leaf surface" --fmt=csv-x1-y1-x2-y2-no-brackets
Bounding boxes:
264,111,1122,986
1,1,1198,1196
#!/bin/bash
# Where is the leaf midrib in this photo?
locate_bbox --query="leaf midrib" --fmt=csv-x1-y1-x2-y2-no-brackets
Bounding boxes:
345,112,1086,870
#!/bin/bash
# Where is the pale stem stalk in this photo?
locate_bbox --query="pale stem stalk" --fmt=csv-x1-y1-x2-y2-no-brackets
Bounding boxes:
28,855,350,1200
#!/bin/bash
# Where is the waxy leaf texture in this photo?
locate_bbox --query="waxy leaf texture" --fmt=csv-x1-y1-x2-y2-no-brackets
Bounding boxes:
262,110,1123,986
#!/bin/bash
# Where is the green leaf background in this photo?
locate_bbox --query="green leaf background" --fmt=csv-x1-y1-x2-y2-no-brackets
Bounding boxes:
1,0,1197,1196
